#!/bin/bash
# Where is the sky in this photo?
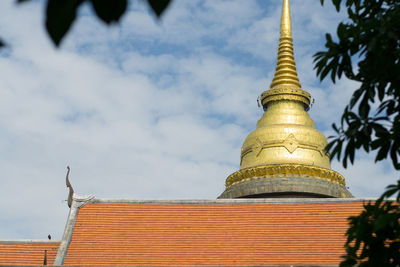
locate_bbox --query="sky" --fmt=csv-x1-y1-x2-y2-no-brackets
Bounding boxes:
0,0,398,240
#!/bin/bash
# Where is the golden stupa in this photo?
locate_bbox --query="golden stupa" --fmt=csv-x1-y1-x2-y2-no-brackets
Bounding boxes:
219,0,352,198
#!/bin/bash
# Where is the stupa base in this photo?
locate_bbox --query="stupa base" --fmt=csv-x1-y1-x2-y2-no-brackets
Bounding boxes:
218,176,353,199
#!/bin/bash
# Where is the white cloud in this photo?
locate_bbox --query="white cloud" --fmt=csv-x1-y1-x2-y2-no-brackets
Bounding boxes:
0,0,397,240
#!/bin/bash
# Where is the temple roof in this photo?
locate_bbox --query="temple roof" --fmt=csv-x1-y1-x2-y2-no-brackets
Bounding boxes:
53,196,369,266
0,240,59,266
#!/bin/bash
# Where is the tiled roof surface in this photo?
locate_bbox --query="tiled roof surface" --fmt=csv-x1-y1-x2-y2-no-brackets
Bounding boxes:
0,241,59,266
64,201,365,266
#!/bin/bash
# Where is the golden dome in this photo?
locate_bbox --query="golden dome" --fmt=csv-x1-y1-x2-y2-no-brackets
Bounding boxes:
219,0,352,198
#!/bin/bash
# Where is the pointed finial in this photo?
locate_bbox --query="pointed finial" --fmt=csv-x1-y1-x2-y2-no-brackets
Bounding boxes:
260,0,311,109
270,0,300,89
281,0,291,38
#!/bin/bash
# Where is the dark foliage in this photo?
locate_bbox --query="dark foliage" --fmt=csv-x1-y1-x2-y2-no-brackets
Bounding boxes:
90,0,127,24
8,0,171,47
147,0,172,17
340,181,400,266
317,1,400,265
316,0,400,170
45,0,85,46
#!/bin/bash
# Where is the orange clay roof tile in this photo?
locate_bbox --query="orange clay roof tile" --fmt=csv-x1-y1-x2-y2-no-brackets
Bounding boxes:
62,201,365,266
0,241,59,266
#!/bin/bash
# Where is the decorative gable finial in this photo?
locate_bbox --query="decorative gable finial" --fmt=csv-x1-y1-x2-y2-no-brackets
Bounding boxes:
43,249,47,265
66,166,74,208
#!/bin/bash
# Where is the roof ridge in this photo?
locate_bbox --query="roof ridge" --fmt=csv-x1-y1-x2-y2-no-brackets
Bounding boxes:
0,239,61,243
87,197,385,205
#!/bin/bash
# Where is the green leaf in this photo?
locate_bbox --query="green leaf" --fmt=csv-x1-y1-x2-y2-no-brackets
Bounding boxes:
358,97,370,119
332,123,340,133
337,23,345,39
147,0,171,17
330,57,339,83
375,142,390,162
90,0,127,24
332,0,341,12
45,0,84,46
336,139,343,161
390,146,399,170
343,140,355,168
320,64,331,81
381,185,399,199
326,33,333,44
377,83,385,101
349,141,355,164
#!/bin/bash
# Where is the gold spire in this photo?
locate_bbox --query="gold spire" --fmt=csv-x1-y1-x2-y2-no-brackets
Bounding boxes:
262,0,310,109
270,0,301,89
218,0,352,199
280,0,291,38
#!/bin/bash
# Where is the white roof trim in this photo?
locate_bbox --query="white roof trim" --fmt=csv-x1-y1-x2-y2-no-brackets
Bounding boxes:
0,239,60,243
90,197,384,205
53,194,94,266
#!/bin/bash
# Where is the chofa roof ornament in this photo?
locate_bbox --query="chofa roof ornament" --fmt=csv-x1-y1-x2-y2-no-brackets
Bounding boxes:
65,166,74,208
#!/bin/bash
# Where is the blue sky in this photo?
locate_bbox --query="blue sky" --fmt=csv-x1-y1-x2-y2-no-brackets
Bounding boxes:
0,0,398,240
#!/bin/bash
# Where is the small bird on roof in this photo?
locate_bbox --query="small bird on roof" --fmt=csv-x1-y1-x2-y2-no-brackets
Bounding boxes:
48,234,51,240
